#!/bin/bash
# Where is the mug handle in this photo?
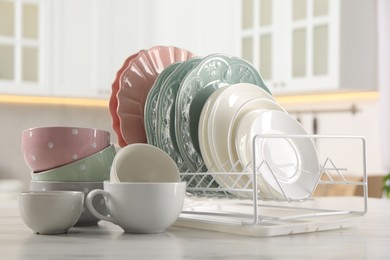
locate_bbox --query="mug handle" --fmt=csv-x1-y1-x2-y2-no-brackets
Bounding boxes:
86,189,117,224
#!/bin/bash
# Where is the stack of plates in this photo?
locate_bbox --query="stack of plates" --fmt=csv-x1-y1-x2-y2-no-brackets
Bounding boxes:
199,84,320,200
109,46,196,147
109,46,320,200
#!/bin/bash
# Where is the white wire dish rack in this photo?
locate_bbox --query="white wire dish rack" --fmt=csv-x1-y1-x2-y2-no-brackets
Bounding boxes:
175,134,368,237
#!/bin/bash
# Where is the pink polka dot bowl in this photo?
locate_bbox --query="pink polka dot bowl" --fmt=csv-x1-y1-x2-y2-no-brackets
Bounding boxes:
30,144,116,182
21,126,111,172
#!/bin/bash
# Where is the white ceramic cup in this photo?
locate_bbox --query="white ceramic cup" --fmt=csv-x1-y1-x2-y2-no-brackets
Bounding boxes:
29,181,107,226
110,143,180,183
86,181,186,233
17,191,84,235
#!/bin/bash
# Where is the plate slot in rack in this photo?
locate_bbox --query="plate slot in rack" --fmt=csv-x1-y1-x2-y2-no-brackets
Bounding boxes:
176,135,368,237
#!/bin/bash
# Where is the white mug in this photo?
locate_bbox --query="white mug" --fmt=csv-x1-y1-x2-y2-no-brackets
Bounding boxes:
86,181,186,233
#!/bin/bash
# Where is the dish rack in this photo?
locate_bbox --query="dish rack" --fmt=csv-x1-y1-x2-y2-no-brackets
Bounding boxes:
175,134,368,237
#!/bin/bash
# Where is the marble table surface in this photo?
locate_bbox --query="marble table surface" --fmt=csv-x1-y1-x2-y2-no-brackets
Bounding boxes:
1,196,390,260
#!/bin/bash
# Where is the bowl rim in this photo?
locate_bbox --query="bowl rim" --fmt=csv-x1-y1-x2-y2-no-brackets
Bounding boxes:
31,144,115,175
22,126,110,134
18,190,84,196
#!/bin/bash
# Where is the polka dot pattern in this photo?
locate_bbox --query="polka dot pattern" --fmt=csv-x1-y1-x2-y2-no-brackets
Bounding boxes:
22,127,111,172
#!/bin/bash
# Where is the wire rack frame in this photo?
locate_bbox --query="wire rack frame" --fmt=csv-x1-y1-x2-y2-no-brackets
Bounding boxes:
179,134,368,226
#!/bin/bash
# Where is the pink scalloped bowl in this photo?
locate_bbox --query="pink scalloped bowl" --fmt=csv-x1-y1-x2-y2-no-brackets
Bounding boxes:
116,46,195,146
21,126,111,172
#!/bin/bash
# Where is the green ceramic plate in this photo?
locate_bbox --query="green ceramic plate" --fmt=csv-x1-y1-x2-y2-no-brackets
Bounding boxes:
156,58,202,173
175,53,270,172
144,62,181,145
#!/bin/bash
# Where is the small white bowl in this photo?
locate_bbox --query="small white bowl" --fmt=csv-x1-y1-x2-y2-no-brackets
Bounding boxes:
17,191,84,235
110,144,180,183
29,181,106,226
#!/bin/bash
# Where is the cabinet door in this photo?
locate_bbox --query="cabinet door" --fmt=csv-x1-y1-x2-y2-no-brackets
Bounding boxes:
241,0,340,94
284,0,339,93
50,0,112,98
241,0,281,89
0,0,49,95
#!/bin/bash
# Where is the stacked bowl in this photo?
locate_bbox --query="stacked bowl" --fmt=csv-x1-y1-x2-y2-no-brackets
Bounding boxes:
21,126,116,226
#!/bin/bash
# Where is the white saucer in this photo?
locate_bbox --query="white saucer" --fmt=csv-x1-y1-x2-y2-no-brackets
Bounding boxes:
235,110,320,200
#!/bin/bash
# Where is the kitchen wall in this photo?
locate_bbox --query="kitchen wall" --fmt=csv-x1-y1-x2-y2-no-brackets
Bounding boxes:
280,93,385,178
0,92,386,191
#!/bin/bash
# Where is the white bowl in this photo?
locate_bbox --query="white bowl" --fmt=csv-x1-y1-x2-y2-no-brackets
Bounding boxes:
18,191,84,234
29,181,106,226
110,144,180,183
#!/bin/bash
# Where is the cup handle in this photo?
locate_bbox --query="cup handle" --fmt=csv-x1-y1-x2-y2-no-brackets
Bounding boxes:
86,189,117,224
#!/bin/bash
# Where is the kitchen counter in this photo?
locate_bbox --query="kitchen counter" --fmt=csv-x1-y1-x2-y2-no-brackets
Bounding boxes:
1,196,389,259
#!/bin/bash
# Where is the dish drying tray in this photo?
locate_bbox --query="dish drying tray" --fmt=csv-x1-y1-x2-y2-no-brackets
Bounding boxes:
175,135,368,237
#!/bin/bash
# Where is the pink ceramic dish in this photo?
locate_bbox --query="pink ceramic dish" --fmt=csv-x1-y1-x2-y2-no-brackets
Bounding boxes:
109,52,141,147
22,126,111,172
116,46,195,146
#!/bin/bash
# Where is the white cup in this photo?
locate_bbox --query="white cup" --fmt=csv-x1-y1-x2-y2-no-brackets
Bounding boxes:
18,191,84,235
110,144,180,183
86,181,186,233
29,181,107,226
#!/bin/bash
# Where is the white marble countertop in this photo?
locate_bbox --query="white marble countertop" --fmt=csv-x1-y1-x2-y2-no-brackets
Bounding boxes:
1,196,390,259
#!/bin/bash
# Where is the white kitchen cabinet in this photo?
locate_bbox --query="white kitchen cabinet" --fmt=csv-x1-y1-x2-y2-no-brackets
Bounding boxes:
50,0,240,98
241,0,377,95
0,0,50,96
0,0,239,98
49,0,115,98
0,0,115,98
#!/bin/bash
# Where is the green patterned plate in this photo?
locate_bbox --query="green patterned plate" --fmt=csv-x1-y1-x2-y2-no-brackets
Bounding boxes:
156,58,202,172
175,53,270,172
144,62,182,145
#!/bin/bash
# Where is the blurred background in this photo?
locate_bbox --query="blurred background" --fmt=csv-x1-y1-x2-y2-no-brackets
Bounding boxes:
0,0,387,198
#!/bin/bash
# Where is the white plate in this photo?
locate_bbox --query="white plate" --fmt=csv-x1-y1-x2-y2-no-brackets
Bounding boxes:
199,84,279,198
198,86,230,172
207,83,276,172
235,110,320,200
227,97,286,172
